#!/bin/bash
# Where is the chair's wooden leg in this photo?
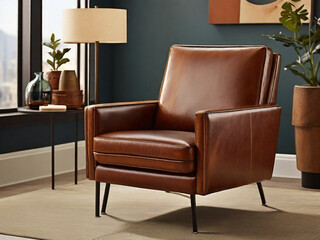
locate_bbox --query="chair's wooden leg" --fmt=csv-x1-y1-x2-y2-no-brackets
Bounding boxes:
101,183,110,215
190,194,198,233
257,182,266,205
95,181,100,217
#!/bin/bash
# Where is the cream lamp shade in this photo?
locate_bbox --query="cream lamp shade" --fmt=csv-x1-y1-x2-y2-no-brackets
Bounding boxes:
62,8,127,43
62,8,127,104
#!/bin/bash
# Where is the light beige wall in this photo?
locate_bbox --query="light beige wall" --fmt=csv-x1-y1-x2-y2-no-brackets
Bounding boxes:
0,141,85,187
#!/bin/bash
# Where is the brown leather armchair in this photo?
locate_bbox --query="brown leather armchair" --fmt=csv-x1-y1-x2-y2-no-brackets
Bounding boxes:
85,45,281,233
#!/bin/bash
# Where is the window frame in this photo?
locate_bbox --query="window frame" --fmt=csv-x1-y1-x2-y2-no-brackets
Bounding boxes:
0,0,21,113
0,0,88,114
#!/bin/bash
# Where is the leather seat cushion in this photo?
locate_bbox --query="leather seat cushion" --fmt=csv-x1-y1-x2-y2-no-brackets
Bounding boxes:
93,130,195,173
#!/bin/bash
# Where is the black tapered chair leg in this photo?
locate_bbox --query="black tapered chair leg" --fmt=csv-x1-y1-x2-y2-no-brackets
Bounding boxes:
95,181,100,217
257,182,266,205
190,194,198,233
101,183,110,215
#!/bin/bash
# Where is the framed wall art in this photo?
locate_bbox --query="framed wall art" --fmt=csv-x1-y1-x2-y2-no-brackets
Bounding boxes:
209,0,312,24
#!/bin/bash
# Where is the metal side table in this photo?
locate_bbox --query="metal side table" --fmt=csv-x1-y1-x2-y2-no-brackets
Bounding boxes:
18,107,83,189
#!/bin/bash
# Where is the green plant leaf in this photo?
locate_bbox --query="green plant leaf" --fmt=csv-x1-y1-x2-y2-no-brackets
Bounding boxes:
285,62,313,85
297,34,309,47
52,41,60,50
56,58,70,70
279,2,309,34
50,33,55,42
309,29,320,52
44,33,70,71
282,2,293,12
295,4,304,13
47,59,54,70
43,42,54,49
55,50,63,61
63,48,71,54
285,64,308,81
262,33,299,48
264,0,320,86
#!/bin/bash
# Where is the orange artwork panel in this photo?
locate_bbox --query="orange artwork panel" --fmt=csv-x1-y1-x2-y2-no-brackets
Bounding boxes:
209,0,312,24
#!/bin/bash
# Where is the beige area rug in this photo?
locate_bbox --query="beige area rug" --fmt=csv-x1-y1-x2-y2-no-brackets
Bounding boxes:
0,180,319,240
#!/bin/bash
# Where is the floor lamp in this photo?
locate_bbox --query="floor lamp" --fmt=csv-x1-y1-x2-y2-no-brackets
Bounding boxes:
62,7,127,104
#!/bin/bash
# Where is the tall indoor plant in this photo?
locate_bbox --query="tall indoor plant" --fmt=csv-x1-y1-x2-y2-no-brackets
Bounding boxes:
265,0,320,188
43,33,70,90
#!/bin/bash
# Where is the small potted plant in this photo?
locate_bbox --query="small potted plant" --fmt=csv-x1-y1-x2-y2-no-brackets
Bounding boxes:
264,0,320,188
43,33,71,90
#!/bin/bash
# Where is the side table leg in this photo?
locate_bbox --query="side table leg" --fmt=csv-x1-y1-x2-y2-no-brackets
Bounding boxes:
51,113,55,190
75,113,78,185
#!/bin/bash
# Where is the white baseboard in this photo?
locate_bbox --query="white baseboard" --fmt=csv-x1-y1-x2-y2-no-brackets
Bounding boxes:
273,153,301,179
0,148,300,187
0,141,86,187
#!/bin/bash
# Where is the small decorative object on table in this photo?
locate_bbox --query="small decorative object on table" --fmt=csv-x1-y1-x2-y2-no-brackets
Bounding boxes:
39,104,67,112
264,0,320,189
59,70,79,90
25,72,52,109
52,70,83,109
43,33,71,90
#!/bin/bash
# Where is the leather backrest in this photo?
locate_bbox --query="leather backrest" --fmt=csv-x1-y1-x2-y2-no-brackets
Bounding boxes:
267,53,281,105
155,45,278,131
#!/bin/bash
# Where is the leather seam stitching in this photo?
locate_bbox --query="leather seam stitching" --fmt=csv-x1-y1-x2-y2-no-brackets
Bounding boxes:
94,136,193,148
202,113,207,194
94,154,194,174
249,112,253,183
95,101,158,109
93,108,97,176
94,152,194,162
94,150,194,161
203,105,278,115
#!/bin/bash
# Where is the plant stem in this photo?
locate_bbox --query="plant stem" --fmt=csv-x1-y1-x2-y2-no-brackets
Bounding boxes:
309,52,316,82
293,45,302,62
53,44,57,71
297,61,312,81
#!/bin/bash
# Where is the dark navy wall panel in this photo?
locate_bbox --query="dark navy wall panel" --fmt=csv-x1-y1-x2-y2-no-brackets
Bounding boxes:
105,0,320,154
2,0,319,154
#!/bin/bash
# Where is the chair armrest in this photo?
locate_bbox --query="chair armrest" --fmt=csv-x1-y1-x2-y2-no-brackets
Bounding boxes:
195,105,281,195
85,100,158,179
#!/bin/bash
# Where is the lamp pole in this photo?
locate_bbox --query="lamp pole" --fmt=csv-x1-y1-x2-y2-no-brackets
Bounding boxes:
95,40,99,104
94,5,99,104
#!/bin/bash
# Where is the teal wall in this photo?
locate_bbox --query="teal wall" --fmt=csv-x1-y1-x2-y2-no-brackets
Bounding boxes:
1,0,319,154
96,0,320,154
0,120,84,153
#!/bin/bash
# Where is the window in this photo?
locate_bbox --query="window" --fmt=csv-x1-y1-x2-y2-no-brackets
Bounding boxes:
0,0,18,109
0,0,87,112
42,0,78,74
